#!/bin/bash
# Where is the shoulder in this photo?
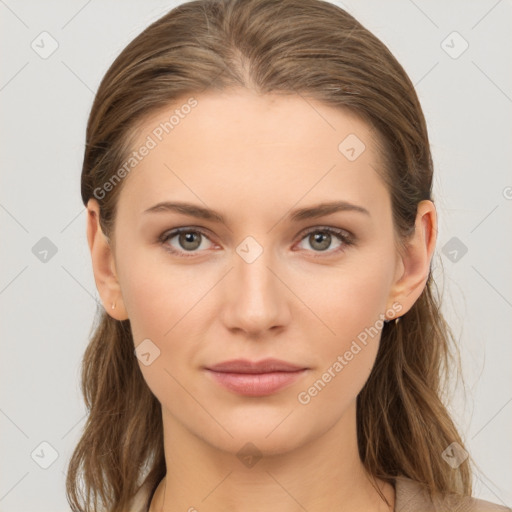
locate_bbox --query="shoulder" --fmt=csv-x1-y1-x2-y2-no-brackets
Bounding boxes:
122,475,512,512
394,476,512,512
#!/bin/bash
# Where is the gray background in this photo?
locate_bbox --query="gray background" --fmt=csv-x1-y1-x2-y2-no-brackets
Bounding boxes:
1,0,511,510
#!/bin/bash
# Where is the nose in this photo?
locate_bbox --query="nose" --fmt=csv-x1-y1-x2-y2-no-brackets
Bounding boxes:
220,244,291,337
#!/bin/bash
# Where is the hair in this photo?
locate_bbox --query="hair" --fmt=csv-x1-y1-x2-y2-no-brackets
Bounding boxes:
68,0,474,510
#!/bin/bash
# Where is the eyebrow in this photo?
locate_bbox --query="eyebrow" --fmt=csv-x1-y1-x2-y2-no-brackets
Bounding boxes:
142,200,370,223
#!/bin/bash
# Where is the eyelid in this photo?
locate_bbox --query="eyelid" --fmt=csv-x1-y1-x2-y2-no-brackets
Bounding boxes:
298,225,354,243
158,225,215,241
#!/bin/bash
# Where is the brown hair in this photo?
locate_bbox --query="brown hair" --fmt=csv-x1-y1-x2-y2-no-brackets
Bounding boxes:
69,0,473,510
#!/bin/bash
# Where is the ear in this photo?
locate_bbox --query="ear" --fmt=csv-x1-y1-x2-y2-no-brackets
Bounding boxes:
386,200,437,318
86,198,129,321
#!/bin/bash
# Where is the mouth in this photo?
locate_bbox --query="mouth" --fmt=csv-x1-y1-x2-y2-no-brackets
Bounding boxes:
204,358,308,396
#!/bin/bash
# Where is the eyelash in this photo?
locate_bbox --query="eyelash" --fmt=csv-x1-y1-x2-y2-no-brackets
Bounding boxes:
158,226,355,259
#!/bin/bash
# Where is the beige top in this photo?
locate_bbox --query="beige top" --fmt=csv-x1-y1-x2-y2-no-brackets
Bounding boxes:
128,476,512,512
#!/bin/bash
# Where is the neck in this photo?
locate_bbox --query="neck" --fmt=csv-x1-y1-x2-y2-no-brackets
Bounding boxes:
150,400,395,512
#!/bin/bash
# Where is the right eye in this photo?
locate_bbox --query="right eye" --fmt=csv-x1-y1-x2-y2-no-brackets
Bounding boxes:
159,227,216,258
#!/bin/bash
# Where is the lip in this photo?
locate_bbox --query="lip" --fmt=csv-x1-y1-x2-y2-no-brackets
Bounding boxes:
204,358,308,396
207,358,306,373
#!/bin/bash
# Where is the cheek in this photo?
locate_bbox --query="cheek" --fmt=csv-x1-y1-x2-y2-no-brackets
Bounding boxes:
295,285,387,418
116,241,195,341
313,250,395,339
120,258,206,411
116,246,210,395
299,248,394,394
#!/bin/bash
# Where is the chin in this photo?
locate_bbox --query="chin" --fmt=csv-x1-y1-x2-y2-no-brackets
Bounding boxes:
217,431,308,460
193,412,316,459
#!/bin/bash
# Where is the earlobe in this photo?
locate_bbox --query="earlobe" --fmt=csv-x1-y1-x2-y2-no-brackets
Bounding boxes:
386,200,437,317
86,199,129,321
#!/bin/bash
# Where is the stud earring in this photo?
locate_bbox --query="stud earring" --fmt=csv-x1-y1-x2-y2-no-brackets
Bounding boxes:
384,315,401,325
111,302,116,310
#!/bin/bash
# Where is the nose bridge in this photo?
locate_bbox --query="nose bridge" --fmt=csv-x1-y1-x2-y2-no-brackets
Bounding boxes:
224,235,288,333
237,244,274,298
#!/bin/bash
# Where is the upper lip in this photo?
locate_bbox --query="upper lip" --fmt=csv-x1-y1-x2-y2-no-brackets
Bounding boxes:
206,358,306,374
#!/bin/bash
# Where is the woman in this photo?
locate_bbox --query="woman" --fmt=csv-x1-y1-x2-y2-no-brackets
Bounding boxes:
67,1,510,511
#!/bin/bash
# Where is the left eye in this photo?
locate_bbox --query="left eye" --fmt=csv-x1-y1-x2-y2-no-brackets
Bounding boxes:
159,227,353,258
296,227,353,255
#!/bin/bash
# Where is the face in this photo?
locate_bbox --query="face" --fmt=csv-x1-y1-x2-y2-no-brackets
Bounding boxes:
99,88,408,455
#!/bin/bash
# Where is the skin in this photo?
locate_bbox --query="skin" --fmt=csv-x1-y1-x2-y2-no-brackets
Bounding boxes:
86,88,436,512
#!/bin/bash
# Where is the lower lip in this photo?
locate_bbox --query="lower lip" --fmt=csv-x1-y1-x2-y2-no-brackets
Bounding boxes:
205,369,307,396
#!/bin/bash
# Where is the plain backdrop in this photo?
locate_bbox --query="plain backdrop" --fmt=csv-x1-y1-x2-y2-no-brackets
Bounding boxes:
1,1,511,510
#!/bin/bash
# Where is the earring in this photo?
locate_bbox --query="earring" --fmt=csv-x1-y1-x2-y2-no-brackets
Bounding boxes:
395,316,401,325
111,302,116,310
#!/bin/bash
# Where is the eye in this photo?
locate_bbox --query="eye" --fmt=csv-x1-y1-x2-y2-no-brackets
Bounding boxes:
159,226,354,258
295,226,354,256
159,227,215,258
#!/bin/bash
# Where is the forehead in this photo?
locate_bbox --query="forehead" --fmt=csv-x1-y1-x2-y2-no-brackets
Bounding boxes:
134,88,375,154
116,89,389,221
